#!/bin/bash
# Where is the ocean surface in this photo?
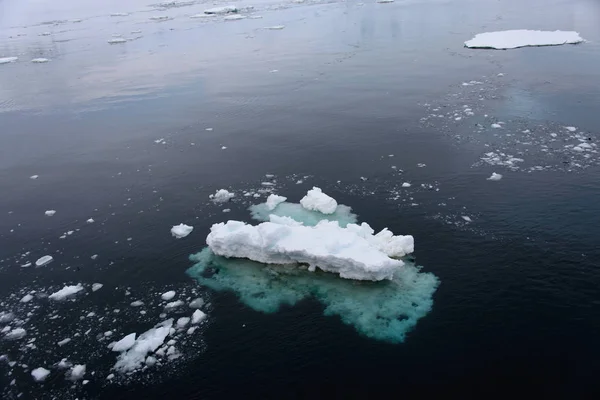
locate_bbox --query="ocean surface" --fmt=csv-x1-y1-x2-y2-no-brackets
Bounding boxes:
1,0,600,398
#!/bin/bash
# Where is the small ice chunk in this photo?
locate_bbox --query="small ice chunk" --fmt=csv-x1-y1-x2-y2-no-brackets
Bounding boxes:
165,300,184,309
191,309,206,324
462,216,472,222
161,291,176,301
31,58,50,63
377,0,394,3
402,182,411,188
204,6,238,14
487,172,503,181
264,25,285,30
35,255,53,266
210,189,234,203
108,38,127,44
107,373,115,380
112,333,136,352
565,126,577,132
30,175,39,179
57,338,71,346
187,326,197,334
0,57,18,64
145,356,157,366
67,364,86,381
110,13,129,16
86,218,95,223
5,328,27,340
491,123,502,129
92,283,103,292
224,15,246,21
171,223,193,239
130,300,144,307
21,262,32,268
44,210,56,216
176,317,190,328
149,16,169,21
188,298,204,309
465,30,585,50
49,284,84,300
21,294,34,303
31,367,51,382
222,209,231,213
300,187,337,214
265,194,287,211
114,320,173,372
91,254,98,260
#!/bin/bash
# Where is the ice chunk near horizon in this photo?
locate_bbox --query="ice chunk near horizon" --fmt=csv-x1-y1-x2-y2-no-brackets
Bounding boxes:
224,15,246,21
112,333,136,352
49,284,84,300
5,328,26,340
204,5,238,14
207,219,413,281
188,247,438,343
45,210,56,216
31,367,51,382
487,172,503,181
171,223,193,239
300,187,337,214
265,194,287,211
113,319,173,373
0,57,18,64
31,58,50,63
161,291,176,301
210,189,234,203
35,255,53,266
465,30,584,50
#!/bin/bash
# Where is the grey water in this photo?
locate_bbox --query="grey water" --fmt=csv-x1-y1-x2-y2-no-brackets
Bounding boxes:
1,0,600,398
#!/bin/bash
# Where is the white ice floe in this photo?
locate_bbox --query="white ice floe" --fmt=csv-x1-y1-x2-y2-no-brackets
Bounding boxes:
176,317,190,328
130,300,144,307
269,214,303,226
110,13,129,16
207,219,414,281
465,30,585,50
224,15,246,21
30,175,39,179
149,16,170,20
49,284,84,300
191,309,206,324
210,189,234,203
67,364,86,381
57,338,71,346
112,333,136,352
45,210,56,216
462,216,472,222
377,0,394,3
190,13,212,18
35,255,53,266
5,328,27,340
92,283,103,292
161,291,176,301
265,194,287,211
0,57,18,64
487,172,503,181
31,367,51,382
171,223,193,239
402,182,411,188
300,187,337,215
565,126,577,132
108,38,127,44
188,298,204,309
265,25,285,30
491,123,503,129
31,58,50,63
21,294,34,303
165,300,184,309
113,319,172,373
204,5,238,14
86,218,95,223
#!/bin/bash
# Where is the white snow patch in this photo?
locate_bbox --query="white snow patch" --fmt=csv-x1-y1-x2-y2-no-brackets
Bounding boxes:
45,210,56,216
210,189,234,203
465,30,584,50
487,172,503,181
207,220,414,281
49,284,84,300
265,194,287,211
171,223,193,239
112,333,136,352
31,367,51,382
300,187,337,214
35,255,53,266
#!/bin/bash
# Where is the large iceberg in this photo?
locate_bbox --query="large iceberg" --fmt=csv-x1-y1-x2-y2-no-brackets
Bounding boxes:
465,30,584,50
207,219,413,281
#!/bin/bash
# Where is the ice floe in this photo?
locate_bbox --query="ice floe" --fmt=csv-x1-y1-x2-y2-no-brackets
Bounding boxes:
49,284,84,300
265,194,287,211
35,255,53,267
204,5,238,14
465,30,585,50
112,333,136,352
161,291,176,301
171,223,193,239
0,57,18,64
31,367,51,382
31,58,50,63
108,38,127,44
300,187,337,214
264,25,285,30
210,189,234,203
224,15,246,21
487,172,503,181
45,210,56,216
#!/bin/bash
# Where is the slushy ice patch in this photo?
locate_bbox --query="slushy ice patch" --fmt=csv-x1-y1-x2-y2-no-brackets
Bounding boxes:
187,248,438,343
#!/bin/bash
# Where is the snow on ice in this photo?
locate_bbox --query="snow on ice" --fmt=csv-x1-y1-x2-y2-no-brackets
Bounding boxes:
300,187,337,214
112,333,137,352
265,194,287,211
113,320,173,373
465,30,584,50
35,255,53,266
210,189,234,203
171,224,193,239
49,284,84,300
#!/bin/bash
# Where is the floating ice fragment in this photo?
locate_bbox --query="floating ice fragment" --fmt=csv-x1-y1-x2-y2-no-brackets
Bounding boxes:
565,126,577,132
149,16,170,21
265,194,287,211
487,172,503,181
108,38,127,44
462,216,472,222
92,283,103,292
491,123,502,129
57,338,71,346
224,15,246,21
110,13,129,16
35,255,53,266
49,284,84,300
191,309,206,324
130,300,144,307
210,189,234,203
188,298,204,309
377,0,394,3
176,317,190,328
45,210,56,216
265,25,285,30
31,58,50,63
465,30,584,50
67,364,86,381
21,294,34,303
300,187,337,214
112,333,136,352
87,218,94,223
114,320,173,373
204,5,238,14
5,328,26,340
161,290,176,301
31,367,51,382
0,57,18,64
171,223,193,239
30,175,39,179
165,300,184,309
402,182,411,188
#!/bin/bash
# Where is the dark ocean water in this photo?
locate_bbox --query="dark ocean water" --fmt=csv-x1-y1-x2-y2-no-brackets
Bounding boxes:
1,0,600,398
